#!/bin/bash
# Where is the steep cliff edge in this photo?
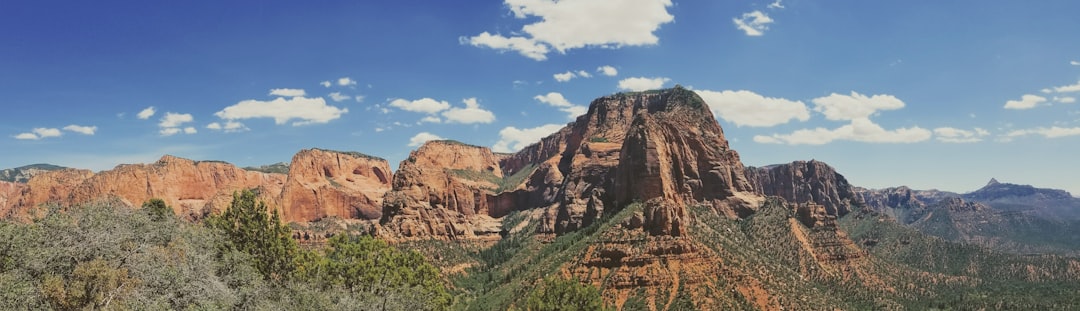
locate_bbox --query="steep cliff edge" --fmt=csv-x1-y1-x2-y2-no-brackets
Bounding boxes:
278,148,391,222
745,160,859,218
379,141,508,241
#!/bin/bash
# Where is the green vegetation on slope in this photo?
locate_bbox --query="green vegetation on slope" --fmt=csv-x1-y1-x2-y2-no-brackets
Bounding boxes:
0,193,451,310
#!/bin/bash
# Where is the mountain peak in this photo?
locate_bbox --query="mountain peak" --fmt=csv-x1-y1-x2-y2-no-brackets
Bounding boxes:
986,178,1000,187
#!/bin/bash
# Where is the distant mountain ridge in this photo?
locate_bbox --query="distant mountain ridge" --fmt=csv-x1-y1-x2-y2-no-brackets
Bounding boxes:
0,164,67,183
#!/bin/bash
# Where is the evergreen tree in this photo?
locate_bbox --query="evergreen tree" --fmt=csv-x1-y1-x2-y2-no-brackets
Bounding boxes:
205,189,299,282
140,198,172,222
524,276,606,311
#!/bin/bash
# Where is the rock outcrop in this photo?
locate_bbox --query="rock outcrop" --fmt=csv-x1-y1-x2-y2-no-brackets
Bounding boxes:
278,149,391,222
380,141,508,241
745,160,859,217
0,164,67,183
0,149,400,224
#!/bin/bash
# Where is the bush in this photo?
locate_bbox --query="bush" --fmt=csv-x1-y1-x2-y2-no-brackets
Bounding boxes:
523,276,606,311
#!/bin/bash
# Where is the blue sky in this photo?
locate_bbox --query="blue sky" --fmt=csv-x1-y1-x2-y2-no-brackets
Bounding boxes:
3,0,1079,195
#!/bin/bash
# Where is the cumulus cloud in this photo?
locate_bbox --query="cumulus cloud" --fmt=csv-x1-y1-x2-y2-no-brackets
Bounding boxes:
215,97,348,126
269,88,306,97
1056,96,1076,104
159,112,194,128
63,124,97,135
1004,126,1080,139
812,91,906,120
337,77,357,87
767,0,785,9
934,127,989,143
320,81,332,88
694,90,809,127
597,65,618,76
1003,94,1047,110
617,77,670,92
408,132,444,147
13,127,62,140
535,92,588,119
137,106,156,120
492,124,564,153
1072,60,1080,66
328,92,351,102
206,121,248,132
156,112,197,136
754,118,931,145
1054,80,1080,93
554,71,577,82
389,98,451,114
733,11,774,36
419,116,442,124
442,98,496,124
464,0,674,61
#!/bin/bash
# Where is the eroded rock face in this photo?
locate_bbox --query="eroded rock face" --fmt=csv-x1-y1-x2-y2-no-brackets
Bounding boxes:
278,149,392,222
745,160,859,217
67,156,286,220
379,141,507,241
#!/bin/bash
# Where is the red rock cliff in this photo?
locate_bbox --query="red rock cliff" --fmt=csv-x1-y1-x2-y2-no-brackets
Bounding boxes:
278,148,391,222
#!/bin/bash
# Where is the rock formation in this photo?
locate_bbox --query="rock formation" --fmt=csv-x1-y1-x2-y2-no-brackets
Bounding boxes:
745,160,859,217
278,148,391,222
380,141,508,240
0,148,400,224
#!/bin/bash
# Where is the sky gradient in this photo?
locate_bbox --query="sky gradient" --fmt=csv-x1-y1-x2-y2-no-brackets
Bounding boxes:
3,0,1079,195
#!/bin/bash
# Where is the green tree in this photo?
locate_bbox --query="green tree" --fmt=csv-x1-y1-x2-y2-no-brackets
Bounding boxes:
206,189,299,282
307,234,452,310
524,276,606,311
141,198,172,222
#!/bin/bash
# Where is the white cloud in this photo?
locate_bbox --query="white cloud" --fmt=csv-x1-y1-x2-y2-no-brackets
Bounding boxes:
408,132,444,147
754,118,931,145
269,88,306,97
1003,94,1047,110
13,133,39,140
337,77,357,87
597,65,618,76
617,76,670,92
694,89,809,127
13,128,62,140
464,32,551,60
767,0,785,9
1056,96,1076,104
63,124,97,135
320,81,332,88
328,92,351,102
183,127,197,134
492,124,564,153
419,116,442,124
137,106,156,120
554,71,577,82
159,128,181,136
1005,126,1080,139
1071,60,1080,66
1054,80,1080,93
535,92,588,119
389,98,451,114
577,70,592,78
811,91,906,120
354,95,366,103
159,112,194,128
215,97,347,126
206,121,248,132
442,98,496,124
933,127,989,143
733,10,774,36
464,0,674,61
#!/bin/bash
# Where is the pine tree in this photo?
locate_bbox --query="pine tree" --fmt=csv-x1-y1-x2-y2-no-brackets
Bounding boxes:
206,189,299,282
